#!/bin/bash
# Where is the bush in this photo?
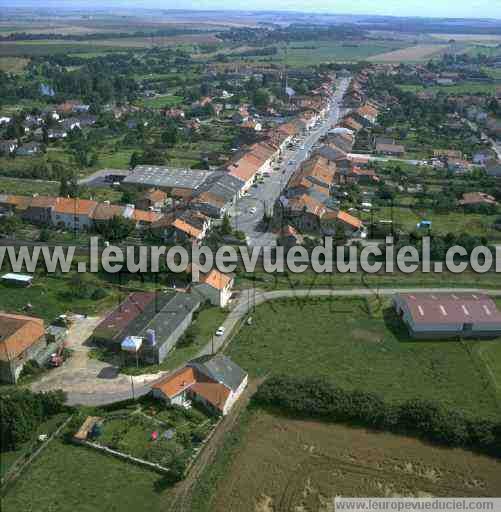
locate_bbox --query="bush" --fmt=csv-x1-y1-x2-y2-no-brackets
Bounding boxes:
19,359,43,379
91,287,108,300
253,376,501,458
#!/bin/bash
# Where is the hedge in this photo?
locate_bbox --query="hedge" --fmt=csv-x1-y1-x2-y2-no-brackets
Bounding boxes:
252,376,501,458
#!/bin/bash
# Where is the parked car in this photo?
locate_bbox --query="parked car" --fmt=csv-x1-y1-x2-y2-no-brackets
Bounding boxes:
216,326,225,336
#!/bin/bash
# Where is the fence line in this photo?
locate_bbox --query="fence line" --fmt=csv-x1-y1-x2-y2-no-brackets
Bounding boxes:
1,415,73,495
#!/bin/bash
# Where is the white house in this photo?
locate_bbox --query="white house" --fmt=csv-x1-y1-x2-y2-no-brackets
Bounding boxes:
151,355,248,416
193,268,234,307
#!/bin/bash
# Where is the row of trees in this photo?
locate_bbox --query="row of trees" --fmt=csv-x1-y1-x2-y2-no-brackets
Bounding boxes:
253,376,501,457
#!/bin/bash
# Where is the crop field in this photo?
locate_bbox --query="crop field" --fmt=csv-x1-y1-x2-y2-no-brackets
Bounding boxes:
194,410,501,512
0,32,220,57
227,297,501,420
276,40,410,66
430,33,501,42
368,44,450,62
0,56,29,73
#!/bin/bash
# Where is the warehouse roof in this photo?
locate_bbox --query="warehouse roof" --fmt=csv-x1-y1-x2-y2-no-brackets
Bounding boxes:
396,293,501,325
123,165,213,190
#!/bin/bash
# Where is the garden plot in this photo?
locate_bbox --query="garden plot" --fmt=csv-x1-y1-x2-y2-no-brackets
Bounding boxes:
89,404,216,469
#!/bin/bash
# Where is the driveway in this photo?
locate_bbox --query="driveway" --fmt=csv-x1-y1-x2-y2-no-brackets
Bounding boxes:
30,315,164,406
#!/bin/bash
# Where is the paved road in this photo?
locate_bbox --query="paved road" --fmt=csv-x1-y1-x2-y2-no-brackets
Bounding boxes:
229,77,351,247
30,286,501,406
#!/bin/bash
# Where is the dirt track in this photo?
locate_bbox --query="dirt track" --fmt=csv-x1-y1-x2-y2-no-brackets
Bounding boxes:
167,378,263,512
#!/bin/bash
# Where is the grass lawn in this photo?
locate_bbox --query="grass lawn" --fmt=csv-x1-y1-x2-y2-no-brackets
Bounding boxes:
227,297,501,420
2,439,172,512
0,275,119,322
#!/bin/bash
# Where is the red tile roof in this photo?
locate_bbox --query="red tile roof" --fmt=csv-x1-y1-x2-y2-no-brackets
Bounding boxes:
0,312,45,361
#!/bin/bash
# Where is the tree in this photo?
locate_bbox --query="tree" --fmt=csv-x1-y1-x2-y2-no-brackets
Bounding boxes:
0,215,21,236
220,214,232,235
252,88,271,109
161,122,179,146
96,215,135,242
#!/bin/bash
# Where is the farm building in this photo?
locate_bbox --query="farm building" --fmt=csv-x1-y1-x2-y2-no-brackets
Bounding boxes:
393,293,501,339
122,165,213,195
151,354,247,416
93,292,200,364
92,292,160,345
0,313,54,383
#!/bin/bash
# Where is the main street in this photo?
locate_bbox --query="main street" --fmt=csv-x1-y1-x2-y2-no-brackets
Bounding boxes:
229,77,351,247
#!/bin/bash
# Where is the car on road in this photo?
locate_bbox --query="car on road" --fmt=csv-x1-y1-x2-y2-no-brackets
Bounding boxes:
215,326,225,336
288,160,296,165
249,207,257,214
300,145,305,150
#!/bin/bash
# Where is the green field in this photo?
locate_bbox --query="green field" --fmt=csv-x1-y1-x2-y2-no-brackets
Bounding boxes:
2,439,171,512
0,177,59,196
135,95,184,109
227,297,501,419
362,205,501,239
398,81,498,95
0,275,120,322
255,40,409,66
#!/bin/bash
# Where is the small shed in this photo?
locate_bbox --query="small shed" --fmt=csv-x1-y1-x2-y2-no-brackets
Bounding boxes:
1,273,33,287
73,416,103,442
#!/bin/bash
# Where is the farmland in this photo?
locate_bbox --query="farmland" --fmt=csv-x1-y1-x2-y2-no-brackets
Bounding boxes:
368,44,450,62
275,40,411,66
227,297,501,419
190,409,501,512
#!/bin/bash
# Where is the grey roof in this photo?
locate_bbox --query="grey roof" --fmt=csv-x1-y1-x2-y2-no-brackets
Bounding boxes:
123,165,213,190
196,172,243,203
486,162,501,177
139,292,201,345
314,145,346,161
189,354,247,392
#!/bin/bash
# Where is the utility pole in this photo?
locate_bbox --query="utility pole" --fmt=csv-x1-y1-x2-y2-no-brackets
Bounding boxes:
130,375,135,400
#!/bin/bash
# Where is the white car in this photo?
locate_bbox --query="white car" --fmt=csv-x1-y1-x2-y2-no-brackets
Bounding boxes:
249,207,257,214
216,326,225,336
